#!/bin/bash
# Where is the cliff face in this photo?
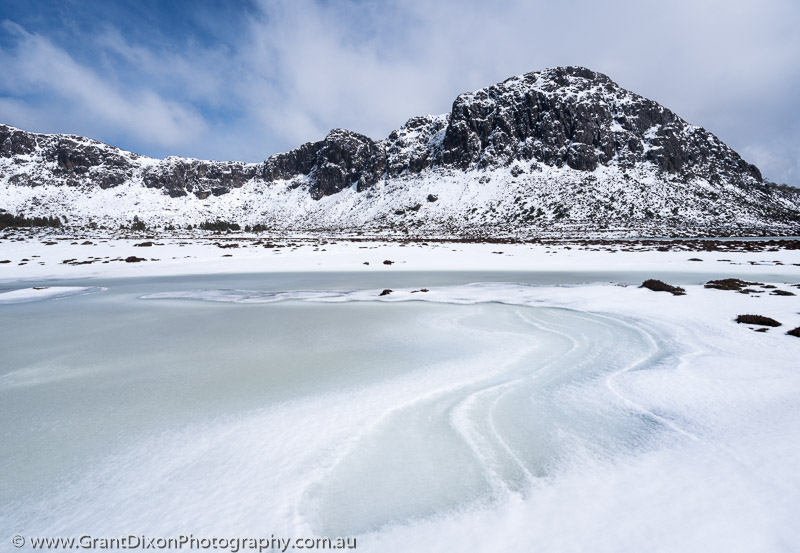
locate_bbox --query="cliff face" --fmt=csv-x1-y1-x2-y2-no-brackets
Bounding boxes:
261,128,387,200
0,124,258,198
1,66,798,236
437,67,762,182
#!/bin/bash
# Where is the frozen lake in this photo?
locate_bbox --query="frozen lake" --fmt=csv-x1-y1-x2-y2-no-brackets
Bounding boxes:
2,271,798,552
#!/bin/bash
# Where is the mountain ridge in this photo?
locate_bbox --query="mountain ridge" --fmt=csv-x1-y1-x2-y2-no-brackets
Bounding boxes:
2,66,799,237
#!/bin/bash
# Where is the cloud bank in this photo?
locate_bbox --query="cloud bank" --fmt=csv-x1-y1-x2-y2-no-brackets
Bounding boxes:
0,0,798,185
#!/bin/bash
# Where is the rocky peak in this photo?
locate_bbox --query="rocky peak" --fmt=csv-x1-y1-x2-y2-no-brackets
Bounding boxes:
261,128,386,199
437,66,761,182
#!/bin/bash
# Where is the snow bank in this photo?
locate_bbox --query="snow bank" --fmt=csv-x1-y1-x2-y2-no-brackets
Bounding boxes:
0,286,105,304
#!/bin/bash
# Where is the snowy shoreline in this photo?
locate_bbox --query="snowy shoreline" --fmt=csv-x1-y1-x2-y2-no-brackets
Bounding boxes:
3,227,798,338
1,228,799,283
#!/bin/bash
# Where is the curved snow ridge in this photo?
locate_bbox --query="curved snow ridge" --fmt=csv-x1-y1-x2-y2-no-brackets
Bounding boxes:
139,288,355,303
0,286,106,304
139,282,694,536
138,282,590,305
297,304,670,536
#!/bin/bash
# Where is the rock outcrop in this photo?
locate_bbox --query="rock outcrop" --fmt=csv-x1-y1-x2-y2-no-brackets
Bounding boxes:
261,129,386,199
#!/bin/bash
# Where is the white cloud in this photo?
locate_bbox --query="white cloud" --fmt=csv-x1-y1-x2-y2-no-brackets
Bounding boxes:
94,27,229,105
0,0,798,185
742,144,800,187
0,21,207,151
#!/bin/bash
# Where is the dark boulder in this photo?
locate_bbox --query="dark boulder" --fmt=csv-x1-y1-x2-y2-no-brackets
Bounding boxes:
735,314,781,327
640,279,686,296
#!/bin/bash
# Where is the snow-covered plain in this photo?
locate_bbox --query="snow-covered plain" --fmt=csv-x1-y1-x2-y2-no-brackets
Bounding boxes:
1,229,799,283
1,233,799,552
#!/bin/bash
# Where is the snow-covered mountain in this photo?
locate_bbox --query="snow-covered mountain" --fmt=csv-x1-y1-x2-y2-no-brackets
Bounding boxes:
2,66,799,237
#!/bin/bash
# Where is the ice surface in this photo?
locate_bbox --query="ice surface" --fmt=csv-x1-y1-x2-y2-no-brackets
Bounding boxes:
1,276,799,552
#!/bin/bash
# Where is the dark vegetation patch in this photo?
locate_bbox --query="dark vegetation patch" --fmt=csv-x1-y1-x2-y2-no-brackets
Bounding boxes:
379,289,392,296
770,289,796,296
383,260,394,265
131,219,146,231
640,279,686,296
787,327,800,338
134,241,154,247
125,256,146,263
200,220,241,232
0,212,62,229
705,278,763,291
735,314,781,327
688,258,703,261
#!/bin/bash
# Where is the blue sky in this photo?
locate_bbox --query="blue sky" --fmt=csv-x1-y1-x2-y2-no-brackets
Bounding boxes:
1,0,798,186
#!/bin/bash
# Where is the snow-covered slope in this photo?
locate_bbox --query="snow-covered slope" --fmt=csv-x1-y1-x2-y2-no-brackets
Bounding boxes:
2,66,799,237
